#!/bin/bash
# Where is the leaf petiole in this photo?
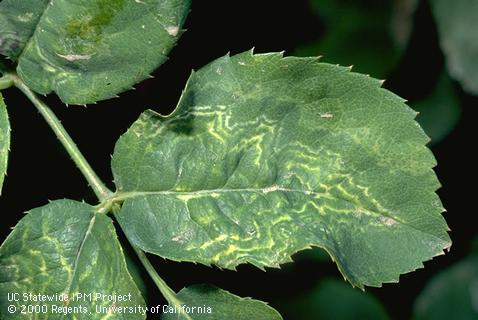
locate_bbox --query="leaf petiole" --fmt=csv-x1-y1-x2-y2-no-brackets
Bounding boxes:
0,75,13,90
8,71,184,311
133,247,183,304
9,74,113,202
125,228,193,319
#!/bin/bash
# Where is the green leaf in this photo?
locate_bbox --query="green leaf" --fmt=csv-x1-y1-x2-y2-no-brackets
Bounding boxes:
0,93,10,193
161,285,282,320
412,72,461,144
0,0,49,59
430,0,478,95
413,255,478,320
296,0,402,78
0,0,190,104
112,51,451,288
0,200,146,319
284,277,390,320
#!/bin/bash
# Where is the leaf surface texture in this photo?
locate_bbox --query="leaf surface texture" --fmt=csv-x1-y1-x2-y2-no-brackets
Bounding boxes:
112,51,451,288
0,0,190,104
0,200,146,319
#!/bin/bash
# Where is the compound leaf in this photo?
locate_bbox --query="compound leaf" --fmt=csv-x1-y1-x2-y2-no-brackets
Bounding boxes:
0,93,10,193
161,285,282,320
431,0,478,95
0,200,146,319
0,0,190,104
112,51,451,288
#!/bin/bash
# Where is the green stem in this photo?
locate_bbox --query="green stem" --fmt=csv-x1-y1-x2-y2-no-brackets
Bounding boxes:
10,74,113,201
0,76,13,90
133,247,184,306
134,248,193,319
111,205,187,315
9,71,181,312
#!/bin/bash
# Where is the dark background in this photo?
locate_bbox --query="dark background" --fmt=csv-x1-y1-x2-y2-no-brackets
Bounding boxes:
1,0,476,319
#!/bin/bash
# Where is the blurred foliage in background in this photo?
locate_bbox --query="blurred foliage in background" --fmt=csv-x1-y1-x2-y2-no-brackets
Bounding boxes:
283,277,390,319
295,0,465,146
287,0,477,318
413,251,478,320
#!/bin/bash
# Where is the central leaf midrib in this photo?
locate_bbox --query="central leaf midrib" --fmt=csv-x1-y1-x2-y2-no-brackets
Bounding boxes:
62,212,96,299
119,186,326,198
117,186,446,243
